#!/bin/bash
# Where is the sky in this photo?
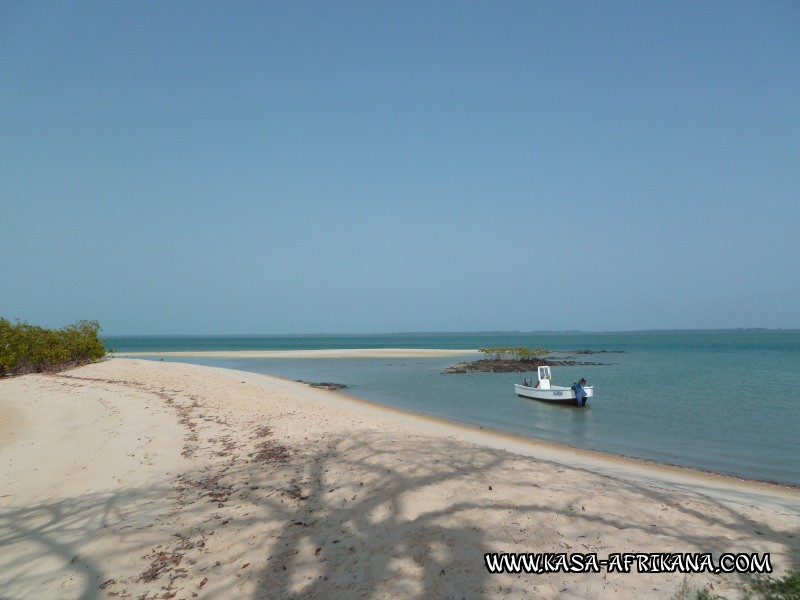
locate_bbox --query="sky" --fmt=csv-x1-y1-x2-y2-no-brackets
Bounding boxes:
1,1,799,335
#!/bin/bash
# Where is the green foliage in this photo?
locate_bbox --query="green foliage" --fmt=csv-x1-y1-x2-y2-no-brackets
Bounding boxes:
671,568,800,600
748,568,800,600
0,318,106,377
478,346,550,361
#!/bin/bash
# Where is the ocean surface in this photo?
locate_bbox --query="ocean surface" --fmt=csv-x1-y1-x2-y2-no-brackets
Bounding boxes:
106,331,800,486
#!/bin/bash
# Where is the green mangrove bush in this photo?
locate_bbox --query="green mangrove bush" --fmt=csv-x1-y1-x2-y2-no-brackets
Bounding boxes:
0,318,106,377
478,346,550,361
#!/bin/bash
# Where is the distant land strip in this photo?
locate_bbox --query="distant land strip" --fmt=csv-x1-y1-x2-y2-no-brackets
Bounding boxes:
111,349,479,359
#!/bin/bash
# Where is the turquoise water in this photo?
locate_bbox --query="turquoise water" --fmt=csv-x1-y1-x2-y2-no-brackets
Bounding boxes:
106,331,800,486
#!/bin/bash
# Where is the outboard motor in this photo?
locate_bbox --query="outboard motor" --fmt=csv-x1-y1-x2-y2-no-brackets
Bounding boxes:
571,379,588,407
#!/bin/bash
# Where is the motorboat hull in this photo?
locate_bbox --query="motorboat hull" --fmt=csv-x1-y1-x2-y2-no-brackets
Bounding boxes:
514,384,594,404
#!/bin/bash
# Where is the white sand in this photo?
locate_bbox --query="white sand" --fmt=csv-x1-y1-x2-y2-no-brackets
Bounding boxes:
1,358,798,599
113,348,478,359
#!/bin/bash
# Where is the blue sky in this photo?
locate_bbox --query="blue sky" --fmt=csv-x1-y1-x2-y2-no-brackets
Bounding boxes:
2,1,798,334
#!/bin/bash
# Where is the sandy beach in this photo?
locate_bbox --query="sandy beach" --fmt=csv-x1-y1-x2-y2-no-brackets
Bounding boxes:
112,349,479,359
1,359,798,599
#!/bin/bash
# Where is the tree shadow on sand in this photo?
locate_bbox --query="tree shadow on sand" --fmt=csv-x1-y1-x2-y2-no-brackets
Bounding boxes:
2,423,798,599
224,430,800,599
242,432,507,599
0,482,180,600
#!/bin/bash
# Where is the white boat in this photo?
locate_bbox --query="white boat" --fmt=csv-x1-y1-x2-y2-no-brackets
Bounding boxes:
514,366,594,405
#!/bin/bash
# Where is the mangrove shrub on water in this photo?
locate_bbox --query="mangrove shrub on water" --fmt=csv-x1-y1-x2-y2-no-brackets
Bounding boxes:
0,318,106,377
478,346,550,361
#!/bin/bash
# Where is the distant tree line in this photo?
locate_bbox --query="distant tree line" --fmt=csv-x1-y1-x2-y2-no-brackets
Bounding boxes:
478,346,550,361
0,318,106,377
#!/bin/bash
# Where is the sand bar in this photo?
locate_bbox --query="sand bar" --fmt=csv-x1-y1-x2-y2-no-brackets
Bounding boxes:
111,348,479,359
1,358,798,599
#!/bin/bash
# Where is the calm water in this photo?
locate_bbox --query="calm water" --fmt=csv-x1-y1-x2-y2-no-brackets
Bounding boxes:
107,331,800,486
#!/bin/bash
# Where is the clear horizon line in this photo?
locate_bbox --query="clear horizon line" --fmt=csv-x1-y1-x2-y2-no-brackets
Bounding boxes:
102,327,800,337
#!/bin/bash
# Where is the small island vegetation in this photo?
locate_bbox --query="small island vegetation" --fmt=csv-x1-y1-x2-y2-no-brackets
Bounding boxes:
445,345,620,373
477,346,551,361
0,318,106,377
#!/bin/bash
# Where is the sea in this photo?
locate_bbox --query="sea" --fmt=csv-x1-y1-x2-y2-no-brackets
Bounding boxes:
105,331,800,487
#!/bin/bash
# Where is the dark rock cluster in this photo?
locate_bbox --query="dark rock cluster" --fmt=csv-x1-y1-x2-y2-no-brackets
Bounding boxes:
444,350,620,374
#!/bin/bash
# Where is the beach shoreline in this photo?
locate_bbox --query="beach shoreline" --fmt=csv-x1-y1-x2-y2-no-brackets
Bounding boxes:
1,358,798,599
238,365,800,498
112,348,799,487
